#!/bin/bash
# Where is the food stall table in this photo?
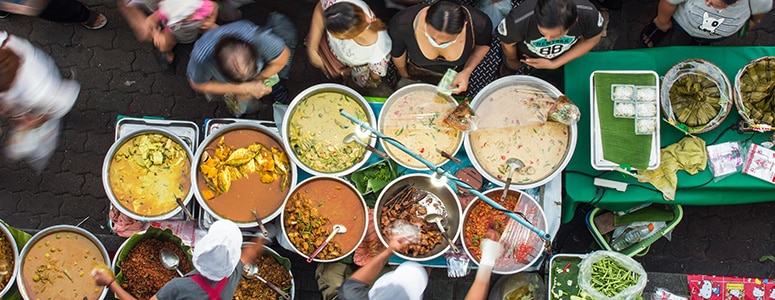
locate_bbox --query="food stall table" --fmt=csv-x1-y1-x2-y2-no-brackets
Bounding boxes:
562,46,775,223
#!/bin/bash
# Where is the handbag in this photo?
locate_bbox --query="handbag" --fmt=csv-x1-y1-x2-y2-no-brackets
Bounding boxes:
306,33,350,79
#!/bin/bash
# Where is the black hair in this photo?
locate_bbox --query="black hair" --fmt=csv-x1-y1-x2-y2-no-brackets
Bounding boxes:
213,36,258,83
425,0,466,35
535,0,577,30
325,2,367,38
720,0,736,5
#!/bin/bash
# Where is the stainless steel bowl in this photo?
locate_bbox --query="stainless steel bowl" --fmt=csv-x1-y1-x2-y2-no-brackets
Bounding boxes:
280,176,369,263
17,225,111,300
461,187,546,275
281,83,377,177
239,243,296,300
464,75,577,189
374,173,462,261
102,128,194,221
192,122,298,228
0,221,18,298
379,83,463,170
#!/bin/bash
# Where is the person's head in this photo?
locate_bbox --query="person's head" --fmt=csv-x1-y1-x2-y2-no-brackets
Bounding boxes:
0,46,20,93
705,0,737,9
213,36,258,83
193,220,243,281
324,1,386,40
534,0,577,41
424,0,467,48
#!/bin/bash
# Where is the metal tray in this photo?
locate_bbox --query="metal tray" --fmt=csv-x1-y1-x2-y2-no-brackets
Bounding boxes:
115,117,199,150
590,71,660,170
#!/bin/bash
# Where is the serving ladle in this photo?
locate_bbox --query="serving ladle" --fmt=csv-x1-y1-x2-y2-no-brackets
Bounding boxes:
159,248,184,277
500,158,525,201
343,133,389,160
415,192,459,253
307,224,347,263
242,263,291,300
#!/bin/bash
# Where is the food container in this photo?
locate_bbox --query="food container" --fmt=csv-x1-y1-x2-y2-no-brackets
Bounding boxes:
280,177,368,262
734,56,775,128
464,75,577,189
461,187,546,274
635,117,657,135
662,58,732,134
281,83,377,177
17,225,111,300
590,70,660,171
379,83,463,170
103,128,195,221
0,221,18,298
235,243,295,300
547,253,586,300
613,101,636,118
112,226,193,300
192,122,297,228
586,205,683,257
611,84,635,101
374,174,462,262
635,86,657,102
115,117,199,150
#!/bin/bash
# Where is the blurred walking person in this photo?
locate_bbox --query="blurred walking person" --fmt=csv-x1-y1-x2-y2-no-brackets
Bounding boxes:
0,31,80,172
0,0,107,29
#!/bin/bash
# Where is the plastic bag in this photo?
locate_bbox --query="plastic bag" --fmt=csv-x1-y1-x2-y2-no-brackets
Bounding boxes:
445,250,471,278
706,140,745,182
477,0,512,30
651,288,688,300
6,118,61,173
578,251,648,300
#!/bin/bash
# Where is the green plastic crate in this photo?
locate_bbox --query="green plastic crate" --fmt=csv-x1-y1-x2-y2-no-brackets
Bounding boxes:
585,205,683,257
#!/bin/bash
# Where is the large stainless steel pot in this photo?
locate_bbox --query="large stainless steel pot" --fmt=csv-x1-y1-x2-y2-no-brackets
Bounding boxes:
281,83,377,177
192,122,298,228
238,243,296,300
374,173,462,262
379,83,463,170
102,128,194,222
0,221,18,298
17,225,111,300
464,75,578,189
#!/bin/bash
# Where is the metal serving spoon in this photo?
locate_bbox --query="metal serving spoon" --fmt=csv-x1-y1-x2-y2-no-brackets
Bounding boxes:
159,248,184,277
251,209,270,238
415,192,459,253
307,224,347,263
242,263,291,299
343,133,389,159
500,158,525,201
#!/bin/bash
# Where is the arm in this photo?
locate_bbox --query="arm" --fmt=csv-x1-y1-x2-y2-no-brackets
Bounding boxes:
256,46,291,81
654,0,678,32
464,230,502,300
392,52,410,78
189,79,271,99
349,234,410,285
92,268,138,300
241,237,266,265
522,33,602,70
501,41,521,70
450,44,491,93
307,2,326,69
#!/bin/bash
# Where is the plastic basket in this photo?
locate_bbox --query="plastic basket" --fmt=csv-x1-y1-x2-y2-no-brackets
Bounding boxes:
585,205,683,257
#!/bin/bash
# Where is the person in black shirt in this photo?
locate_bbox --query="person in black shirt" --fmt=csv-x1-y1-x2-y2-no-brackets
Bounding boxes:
389,0,492,94
497,0,603,75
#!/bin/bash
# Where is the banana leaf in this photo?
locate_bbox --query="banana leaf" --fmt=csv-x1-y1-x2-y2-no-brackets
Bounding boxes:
1,221,30,300
114,227,193,293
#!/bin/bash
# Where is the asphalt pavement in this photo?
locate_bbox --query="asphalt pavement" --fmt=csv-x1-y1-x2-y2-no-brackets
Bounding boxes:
0,0,774,299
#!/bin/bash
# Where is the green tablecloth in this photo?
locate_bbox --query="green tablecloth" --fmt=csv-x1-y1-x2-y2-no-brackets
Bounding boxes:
562,46,775,223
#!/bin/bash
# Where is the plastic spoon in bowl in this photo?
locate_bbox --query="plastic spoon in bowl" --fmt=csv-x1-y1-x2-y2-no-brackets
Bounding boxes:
159,248,184,277
500,158,525,201
307,224,346,263
242,263,291,300
343,133,389,160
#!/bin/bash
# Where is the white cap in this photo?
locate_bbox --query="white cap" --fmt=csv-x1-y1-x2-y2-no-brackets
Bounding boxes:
193,220,242,281
368,261,428,300
159,0,203,26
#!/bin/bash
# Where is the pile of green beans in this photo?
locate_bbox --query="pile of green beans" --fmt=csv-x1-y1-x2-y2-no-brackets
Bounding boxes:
590,257,640,297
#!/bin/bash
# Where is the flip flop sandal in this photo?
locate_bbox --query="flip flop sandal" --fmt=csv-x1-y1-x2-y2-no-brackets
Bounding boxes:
640,21,667,48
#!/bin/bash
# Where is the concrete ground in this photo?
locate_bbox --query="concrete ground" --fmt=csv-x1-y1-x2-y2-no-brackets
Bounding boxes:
0,0,774,299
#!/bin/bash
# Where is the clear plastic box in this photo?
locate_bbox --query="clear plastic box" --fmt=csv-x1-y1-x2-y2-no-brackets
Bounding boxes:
613,101,636,118
635,117,657,135
635,86,657,102
611,84,636,101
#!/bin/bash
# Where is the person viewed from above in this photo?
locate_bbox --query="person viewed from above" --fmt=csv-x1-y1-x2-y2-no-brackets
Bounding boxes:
464,228,503,300
496,0,603,76
389,0,492,94
307,0,393,95
118,0,219,71
338,234,428,300
640,0,772,47
0,31,80,172
93,220,265,300
187,15,297,117
0,0,107,29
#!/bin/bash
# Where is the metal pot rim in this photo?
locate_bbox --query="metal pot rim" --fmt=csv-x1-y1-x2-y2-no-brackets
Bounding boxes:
239,243,296,300
279,176,368,263
281,83,377,177
464,75,578,189
102,128,195,222
191,122,298,228
0,221,18,298
17,225,110,300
